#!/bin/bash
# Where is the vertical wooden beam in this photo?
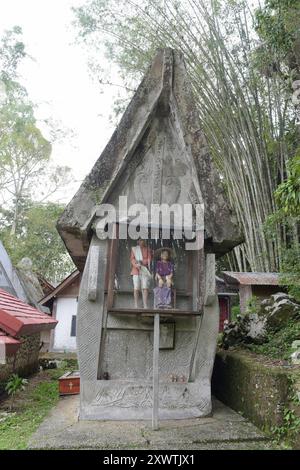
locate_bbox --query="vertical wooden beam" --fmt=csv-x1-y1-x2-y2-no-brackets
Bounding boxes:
204,254,216,306
152,313,160,430
0,342,5,364
87,245,100,301
188,230,205,381
107,223,119,310
49,298,58,352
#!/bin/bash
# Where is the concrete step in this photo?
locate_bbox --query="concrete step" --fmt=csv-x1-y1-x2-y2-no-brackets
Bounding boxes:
28,396,275,450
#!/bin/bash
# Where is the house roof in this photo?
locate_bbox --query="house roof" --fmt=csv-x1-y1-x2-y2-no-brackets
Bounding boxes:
216,275,239,294
0,288,57,338
222,272,280,286
37,275,55,296
57,49,243,269
0,330,21,357
39,270,80,305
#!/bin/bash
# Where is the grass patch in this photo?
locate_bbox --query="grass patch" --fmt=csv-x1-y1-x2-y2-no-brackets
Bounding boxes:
0,367,68,450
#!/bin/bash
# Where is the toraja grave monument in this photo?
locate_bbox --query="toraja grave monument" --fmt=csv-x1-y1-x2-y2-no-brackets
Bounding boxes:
57,49,243,425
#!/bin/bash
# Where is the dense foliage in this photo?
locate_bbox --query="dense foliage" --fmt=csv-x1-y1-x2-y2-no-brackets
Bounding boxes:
0,202,75,283
247,318,300,360
0,27,75,282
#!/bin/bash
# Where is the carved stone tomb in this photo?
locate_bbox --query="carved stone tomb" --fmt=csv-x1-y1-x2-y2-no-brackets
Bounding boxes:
57,49,243,423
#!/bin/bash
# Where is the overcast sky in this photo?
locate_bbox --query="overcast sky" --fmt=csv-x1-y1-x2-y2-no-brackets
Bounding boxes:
0,0,117,202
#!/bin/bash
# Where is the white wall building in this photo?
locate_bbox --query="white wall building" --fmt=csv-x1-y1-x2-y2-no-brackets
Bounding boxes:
40,271,80,352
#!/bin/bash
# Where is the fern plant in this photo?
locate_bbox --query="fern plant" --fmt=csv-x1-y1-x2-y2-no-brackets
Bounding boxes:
5,374,28,411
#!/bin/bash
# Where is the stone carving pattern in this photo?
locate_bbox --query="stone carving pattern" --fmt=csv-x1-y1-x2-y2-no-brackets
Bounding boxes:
152,135,164,205
133,150,153,206
93,383,203,409
77,237,107,381
101,329,195,380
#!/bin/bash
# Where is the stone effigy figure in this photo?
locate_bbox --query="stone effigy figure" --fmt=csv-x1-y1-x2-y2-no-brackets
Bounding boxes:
153,248,174,309
130,238,152,308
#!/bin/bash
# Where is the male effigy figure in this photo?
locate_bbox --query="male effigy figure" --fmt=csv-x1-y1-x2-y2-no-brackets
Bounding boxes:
153,248,174,309
130,238,152,308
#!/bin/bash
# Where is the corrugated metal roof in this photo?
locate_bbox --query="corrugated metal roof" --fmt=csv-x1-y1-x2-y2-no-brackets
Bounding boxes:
0,288,57,337
222,271,280,286
216,275,239,294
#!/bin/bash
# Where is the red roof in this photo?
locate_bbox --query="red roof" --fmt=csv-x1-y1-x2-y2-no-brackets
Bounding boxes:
0,288,57,338
0,330,21,356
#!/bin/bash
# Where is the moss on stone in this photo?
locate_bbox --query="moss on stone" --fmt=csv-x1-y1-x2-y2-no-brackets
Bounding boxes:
212,349,300,441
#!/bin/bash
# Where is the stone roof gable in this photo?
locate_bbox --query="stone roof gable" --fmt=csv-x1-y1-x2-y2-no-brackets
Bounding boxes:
57,49,243,269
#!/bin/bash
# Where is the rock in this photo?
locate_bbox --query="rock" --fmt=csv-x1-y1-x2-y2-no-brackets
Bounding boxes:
291,350,300,365
39,358,58,370
222,293,300,348
246,314,267,343
16,257,44,308
292,340,300,350
260,293,300,330
222,314,267,347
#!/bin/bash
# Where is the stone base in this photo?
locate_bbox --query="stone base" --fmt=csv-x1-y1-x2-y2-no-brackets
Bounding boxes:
79,379,212,420
28,395,273,450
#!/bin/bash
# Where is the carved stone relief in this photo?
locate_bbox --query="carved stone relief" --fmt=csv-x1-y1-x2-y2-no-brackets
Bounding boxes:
93,382,203,409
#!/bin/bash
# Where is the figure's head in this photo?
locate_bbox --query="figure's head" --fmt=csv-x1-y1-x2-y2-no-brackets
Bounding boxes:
161,249,170,261
137,238,147,248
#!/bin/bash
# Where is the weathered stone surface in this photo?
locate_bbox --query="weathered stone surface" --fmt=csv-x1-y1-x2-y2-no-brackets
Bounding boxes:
222,293,300,348
0,333,40,393
63,49,244,422
14,257,45,309
57,49,243,269
213,350,300,428
291,350,300,365
28,395,272,450
78,243,219,420
260,293,300,330
222,315,267,347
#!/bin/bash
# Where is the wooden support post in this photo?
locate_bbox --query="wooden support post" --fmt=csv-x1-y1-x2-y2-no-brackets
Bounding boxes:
152,313,160,430
0,342,5,365
87,245,100,301
106,224,119,310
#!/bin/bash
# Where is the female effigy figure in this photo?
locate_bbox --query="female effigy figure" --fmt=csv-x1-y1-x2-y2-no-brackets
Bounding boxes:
153,248,174,309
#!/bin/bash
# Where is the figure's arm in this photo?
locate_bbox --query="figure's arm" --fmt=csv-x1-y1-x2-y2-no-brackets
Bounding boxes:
130,250,140,269
168,262,174,278
155,261,162,280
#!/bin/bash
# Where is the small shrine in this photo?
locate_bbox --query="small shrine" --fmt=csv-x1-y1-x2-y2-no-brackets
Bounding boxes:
57,49,243,425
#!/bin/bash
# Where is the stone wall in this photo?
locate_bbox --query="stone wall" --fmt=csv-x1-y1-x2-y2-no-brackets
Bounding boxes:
0,333,41,393
212,350,300,434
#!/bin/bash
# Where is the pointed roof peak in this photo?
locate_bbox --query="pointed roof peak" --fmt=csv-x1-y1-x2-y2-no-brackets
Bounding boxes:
58,49,243,269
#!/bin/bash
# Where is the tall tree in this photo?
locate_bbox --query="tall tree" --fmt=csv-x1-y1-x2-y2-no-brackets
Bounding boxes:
0,27,74,279
73,0,299,272
0,201,75,283
0,27,72,235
